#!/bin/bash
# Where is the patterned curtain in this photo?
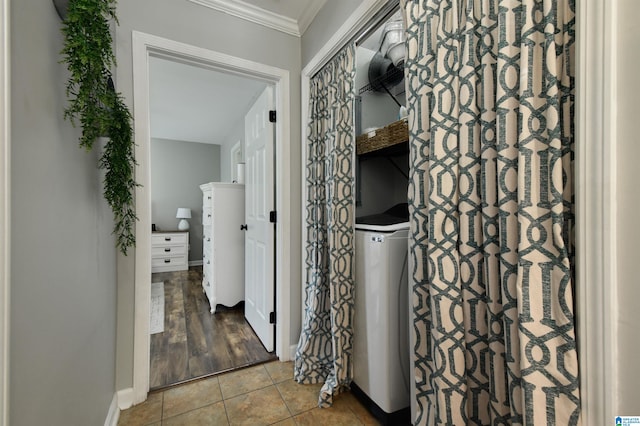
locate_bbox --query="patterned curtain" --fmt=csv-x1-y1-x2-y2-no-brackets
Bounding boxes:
400,0,579,424
294,43,356,408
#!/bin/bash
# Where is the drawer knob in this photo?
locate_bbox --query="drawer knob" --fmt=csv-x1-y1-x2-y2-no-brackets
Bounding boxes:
208,196,211,200
165,237,171,241
207,260,210,265
164,248,171,252
164,259,170,263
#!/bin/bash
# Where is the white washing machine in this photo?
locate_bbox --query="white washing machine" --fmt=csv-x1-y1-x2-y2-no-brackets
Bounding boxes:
353,220,411,424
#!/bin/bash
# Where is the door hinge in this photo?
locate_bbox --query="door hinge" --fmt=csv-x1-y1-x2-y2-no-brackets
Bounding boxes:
269,110,276,123
269,311,276,324
269,211,277,223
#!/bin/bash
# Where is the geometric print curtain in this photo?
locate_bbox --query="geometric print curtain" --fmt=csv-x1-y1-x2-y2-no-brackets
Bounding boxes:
400,0,580,424
294,43,356,408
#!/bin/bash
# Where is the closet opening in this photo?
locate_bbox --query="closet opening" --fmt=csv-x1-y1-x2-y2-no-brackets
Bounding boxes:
351,4,413,424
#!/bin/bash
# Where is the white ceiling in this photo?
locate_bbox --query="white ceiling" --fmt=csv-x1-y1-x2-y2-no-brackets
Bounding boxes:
149,0,328,146
149,56,267,146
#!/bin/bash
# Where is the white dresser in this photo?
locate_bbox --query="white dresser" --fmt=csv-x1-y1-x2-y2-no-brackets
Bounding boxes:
151,231,189,273
200,182,245,313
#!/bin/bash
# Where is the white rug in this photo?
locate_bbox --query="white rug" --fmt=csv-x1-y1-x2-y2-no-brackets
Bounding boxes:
150,282,165,334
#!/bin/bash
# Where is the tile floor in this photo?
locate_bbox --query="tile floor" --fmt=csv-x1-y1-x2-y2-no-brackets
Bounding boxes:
118,360,381,425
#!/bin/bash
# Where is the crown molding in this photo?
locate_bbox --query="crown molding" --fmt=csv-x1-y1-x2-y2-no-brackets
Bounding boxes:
188,0,301,37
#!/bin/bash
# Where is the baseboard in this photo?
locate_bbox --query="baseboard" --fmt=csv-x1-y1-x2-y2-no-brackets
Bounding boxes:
104,393,120,426
117,388,134,410
289,344,297,361
189,260,203,267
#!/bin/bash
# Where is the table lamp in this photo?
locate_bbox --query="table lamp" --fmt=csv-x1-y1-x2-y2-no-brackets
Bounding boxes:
176,208,192,231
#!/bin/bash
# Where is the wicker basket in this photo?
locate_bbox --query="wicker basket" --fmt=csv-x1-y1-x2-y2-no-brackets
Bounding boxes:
356,119,408,155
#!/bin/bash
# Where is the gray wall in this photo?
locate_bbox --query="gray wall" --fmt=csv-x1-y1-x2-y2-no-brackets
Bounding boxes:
301,0,364,67
151,138,221,262
357,154,409,217
615,0,640,414
114,0,302,390
356,46,405,133
10,1,117,425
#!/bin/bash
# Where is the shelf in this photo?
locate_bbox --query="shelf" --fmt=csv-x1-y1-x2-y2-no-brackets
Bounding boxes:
359,66,404,95
358,141,408,159
356,119,408,156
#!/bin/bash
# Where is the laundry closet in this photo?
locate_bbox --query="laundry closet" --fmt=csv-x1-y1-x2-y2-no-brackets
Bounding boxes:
351,10,413,425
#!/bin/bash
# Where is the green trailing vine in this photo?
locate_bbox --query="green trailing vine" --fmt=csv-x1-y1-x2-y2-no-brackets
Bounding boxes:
60,0,137,254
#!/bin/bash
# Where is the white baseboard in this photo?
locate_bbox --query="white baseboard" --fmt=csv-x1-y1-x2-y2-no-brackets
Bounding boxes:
117,388,134,410
189,260,203,266
104,393,120,426
289,344,297,361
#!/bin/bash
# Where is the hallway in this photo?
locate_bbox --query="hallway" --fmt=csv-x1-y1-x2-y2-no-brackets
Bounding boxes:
119,361,380,425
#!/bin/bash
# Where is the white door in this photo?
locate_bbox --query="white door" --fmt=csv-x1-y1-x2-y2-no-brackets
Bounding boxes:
244,86,275,352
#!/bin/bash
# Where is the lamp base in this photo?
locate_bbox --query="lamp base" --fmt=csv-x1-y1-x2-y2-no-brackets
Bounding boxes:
178,219,190,231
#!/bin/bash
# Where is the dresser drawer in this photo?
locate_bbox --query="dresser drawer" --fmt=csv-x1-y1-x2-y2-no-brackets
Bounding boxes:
152,244,186,257
202,248,213,267
202,225,212,243
203,192,212,208
152,255,187,272
152,233,187,246
202,206,213,224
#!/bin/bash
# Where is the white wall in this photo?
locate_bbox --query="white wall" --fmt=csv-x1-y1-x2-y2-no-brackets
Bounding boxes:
10,1,117,424
614,0,640,414
114,0,302,390
151,138,221,261
220,116,244,183
356,46,405,133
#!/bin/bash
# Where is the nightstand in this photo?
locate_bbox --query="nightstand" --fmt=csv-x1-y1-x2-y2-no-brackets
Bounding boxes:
151,231,189,273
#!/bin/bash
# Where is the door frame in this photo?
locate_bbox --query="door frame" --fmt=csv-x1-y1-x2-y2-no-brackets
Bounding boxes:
230,140,242,182
131,31,291,404
0,0,9,424
300,1,616,425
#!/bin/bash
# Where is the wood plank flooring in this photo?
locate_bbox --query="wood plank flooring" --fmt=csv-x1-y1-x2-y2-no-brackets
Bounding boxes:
150,266,276,390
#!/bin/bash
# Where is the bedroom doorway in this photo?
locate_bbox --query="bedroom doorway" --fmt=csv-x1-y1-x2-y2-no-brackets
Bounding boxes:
146,57,277,389
131,31,292,402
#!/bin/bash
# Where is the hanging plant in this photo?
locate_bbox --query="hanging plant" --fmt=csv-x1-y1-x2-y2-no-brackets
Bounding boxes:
60,0,137,254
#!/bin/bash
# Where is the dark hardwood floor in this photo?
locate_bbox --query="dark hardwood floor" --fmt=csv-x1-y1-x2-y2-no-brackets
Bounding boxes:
150,266,277,390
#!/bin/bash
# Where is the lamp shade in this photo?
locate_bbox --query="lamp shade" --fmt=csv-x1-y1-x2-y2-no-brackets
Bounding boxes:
176,208,191,219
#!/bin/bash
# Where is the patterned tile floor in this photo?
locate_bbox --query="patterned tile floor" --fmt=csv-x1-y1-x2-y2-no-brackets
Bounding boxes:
118,361,381,425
